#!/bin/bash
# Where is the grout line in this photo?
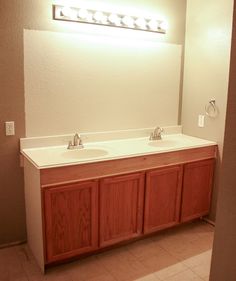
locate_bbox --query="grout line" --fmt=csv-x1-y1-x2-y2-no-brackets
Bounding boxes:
188,267,206,281
94,255,120,281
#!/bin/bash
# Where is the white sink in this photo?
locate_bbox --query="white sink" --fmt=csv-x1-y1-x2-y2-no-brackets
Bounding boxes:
20,134,217,168
62,148,109,159
148,139,181,148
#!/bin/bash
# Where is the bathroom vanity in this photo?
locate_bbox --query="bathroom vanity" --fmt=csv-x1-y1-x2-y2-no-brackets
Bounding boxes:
21,130,217,271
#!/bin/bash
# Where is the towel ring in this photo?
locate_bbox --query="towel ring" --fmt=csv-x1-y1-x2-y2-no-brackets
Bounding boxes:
205,99,218,118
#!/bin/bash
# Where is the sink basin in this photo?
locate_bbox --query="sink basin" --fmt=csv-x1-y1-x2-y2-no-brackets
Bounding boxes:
148,139,180,148
62,148,109,159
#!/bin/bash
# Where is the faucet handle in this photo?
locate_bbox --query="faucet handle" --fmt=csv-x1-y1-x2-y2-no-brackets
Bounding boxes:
76,133,84,147
158,127,164,139
74,133,80,141
78,136,83,146
67,140,73,149
149,132,154,141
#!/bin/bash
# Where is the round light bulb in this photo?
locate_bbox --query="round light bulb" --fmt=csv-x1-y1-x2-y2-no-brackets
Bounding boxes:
77,9,89,20
108,14,121,25
61,6,75,18
148,19,158,31
93,11,104,22
159,20,168,31
122,16,134,27
135,18,147,29
101,15,108,24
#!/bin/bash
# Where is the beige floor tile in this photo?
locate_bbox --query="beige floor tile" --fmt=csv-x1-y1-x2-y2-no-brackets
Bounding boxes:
127,238,162,260
197,223,214,237
37,270,73,281
106,264,148,281
158,221,214,245
191,263,211,279
0,247,28,281
96,247,136,268
15,245,45,280
67,256,108,281
192,233,214,246
96,248,149,281
154,262,187,280
182,250,212,268
160,235,212,262
164,225,200,243
151,230,182,244
157,238,197,260
85,273,117,281
163,269,203,281
134,273,161,280
139,248,180,273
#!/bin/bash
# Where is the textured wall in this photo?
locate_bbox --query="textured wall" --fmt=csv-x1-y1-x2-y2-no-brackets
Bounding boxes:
181,0,234,220
0,0,187,245
210,3,236,280
0,1,26,245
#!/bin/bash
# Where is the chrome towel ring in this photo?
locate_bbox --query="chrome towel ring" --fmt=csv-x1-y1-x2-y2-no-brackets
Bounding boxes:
205,99,218,118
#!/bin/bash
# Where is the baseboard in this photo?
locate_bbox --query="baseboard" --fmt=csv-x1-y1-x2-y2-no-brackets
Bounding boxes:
0,240,26,249
201,217,216,226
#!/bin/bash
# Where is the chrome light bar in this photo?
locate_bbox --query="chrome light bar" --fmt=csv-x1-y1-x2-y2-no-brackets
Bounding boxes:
53,5,167,34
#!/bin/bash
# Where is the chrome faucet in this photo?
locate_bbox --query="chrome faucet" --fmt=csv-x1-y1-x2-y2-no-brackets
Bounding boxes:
67,133,84,149
149,126,164,140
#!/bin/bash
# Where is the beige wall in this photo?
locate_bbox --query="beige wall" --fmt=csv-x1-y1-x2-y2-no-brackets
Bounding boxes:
0,2,26,245
181,0,234,220
0,0,187,245
210,3,236,280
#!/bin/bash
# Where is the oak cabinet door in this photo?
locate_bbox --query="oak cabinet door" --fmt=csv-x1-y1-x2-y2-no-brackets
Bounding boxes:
181,159,214,222
144,165,183,234
43,181,98,263
99,173,145,247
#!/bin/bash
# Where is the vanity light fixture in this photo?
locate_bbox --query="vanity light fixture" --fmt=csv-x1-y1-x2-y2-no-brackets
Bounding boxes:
53,5,167,34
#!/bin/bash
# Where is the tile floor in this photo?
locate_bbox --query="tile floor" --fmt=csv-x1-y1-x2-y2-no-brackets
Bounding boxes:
0,220,214,281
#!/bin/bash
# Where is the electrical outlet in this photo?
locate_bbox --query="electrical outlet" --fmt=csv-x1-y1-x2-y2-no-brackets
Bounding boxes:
198,115,205,128
5,121,15,136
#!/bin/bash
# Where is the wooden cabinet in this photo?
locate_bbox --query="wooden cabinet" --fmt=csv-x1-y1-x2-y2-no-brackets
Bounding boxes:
99,173,145,247
28,145,216,268
144,165,183,234
43,180,98,263
42,158,215,264
181,159,215,222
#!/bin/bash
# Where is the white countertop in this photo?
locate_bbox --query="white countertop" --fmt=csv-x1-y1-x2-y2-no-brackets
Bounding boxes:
21,133,217,169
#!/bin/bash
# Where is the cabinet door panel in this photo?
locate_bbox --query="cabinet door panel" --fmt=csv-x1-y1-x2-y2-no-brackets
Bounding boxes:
181,159,214,222
144,166,183,234
44,181,98,263
100,173,145,247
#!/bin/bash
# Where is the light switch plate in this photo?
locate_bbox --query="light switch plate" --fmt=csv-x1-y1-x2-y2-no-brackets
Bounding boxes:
198,115,205,128
5,121,15,136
